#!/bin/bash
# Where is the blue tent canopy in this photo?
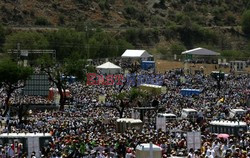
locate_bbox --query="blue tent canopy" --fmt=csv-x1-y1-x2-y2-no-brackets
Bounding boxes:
180,89,202,96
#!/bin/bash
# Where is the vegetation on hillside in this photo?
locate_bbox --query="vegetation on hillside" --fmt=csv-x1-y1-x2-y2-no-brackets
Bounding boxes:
0,0,249,27
0,0,250,60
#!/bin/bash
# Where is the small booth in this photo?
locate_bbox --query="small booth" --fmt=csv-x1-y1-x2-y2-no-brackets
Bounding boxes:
136,143,162,158
210,120,248,136
141,61,155,70
48,88,71,101
0,133,52,158
61,75,76,84
211,71,226,80
180,89,202,96
139,84,162,95
230,61,247,72
116,118,143,133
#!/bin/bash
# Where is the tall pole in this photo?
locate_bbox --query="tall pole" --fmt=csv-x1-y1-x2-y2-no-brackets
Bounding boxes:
149,142,153,158
17,42,21,62
85,26,89,59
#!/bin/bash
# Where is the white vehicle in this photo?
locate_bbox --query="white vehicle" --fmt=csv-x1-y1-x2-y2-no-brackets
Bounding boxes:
229,109,246,119
181,108,198,119
157,113,177,121
0,133,52,158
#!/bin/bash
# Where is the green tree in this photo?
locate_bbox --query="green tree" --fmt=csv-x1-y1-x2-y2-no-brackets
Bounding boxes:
169,42,186,55
64,52,87,81
35,17,51,26
242,10,250,37
88,31,130,58
46,29,87,60
0,59,33,117
5,32,49,50
38,54,87,110
38,55,66,110
113,87,147,118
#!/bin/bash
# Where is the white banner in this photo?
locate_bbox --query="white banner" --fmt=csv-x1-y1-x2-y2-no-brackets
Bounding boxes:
187,132,201,151
156,116,166,132
161,87,167,94
131,109,140,119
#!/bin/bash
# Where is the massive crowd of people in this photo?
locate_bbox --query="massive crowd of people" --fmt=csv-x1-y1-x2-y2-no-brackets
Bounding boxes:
0,61,250,158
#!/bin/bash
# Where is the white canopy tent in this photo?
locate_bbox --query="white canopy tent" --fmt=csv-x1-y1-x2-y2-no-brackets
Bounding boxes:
121,49,152,60
96,62,121,74
182,47,220,56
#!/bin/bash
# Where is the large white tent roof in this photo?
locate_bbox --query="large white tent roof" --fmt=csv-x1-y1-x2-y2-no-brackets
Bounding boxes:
96,62,121,69
182,47,220,56
121,49,151,58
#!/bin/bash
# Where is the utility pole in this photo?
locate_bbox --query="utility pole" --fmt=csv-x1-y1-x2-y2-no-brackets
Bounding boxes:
17,42,21,62
85,25,89,59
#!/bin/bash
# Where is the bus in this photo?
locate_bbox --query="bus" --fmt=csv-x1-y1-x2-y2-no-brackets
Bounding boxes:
0,133,52,157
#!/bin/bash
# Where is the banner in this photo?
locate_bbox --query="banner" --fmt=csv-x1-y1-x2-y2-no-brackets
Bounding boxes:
131,109,140,119
156,116,166,132
98,95,106,104
187,132,201,151
218,59,221,65
161,86,167,94
180,77,186,83
55,94,60,106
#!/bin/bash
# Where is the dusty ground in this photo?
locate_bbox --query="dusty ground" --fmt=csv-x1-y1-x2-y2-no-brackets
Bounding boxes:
156,60,250,75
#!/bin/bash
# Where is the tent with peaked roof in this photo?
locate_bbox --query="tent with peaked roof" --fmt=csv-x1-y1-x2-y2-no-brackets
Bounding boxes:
96,62,122,74
181,47,220,56
121,49,152,60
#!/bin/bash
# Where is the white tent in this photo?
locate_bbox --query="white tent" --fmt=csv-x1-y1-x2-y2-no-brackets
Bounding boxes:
121,49,152,60
96,62,121,74
136,143,162,158
182,47,220,56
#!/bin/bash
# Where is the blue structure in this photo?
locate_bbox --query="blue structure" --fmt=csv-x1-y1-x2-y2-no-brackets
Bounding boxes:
61,76,76,84
141,61,155,70
180,89,202,96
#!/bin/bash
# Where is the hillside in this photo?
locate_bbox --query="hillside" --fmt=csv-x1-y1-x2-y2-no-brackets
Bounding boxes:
1,0,250,61
0,0,249,27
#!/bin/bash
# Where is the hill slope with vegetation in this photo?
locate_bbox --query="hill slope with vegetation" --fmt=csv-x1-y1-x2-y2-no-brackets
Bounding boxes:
0,0,250,60
0,0,250,27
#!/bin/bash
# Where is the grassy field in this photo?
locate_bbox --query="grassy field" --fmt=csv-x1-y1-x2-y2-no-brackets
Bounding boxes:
156,60,250,75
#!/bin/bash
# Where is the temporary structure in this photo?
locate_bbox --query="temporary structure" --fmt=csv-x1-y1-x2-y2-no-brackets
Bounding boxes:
48,88,71,101
136,143,162,158
96,62,121,74
116,118,143,133
182,47,220,56
121,49,152,60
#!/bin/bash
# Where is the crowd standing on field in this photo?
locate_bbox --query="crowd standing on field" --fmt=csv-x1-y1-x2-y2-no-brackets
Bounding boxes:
0,60,250,158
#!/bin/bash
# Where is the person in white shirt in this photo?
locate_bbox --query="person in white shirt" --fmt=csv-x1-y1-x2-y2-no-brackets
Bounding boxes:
188,148,195,158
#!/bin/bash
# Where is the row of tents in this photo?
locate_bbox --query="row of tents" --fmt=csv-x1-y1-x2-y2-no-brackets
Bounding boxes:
96,48,220,74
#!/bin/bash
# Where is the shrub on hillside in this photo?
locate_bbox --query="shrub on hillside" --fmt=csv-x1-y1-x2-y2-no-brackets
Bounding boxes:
242,10,250,37
35,17,51,26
